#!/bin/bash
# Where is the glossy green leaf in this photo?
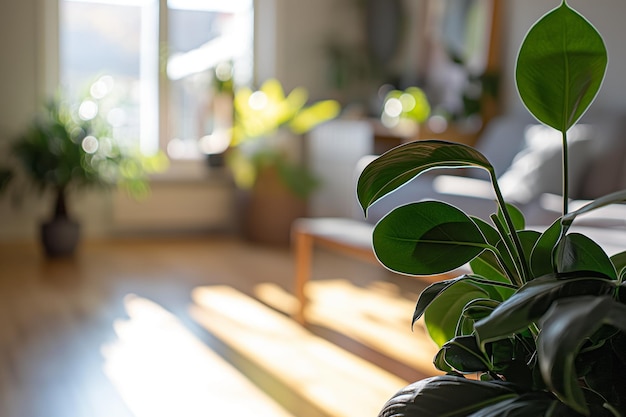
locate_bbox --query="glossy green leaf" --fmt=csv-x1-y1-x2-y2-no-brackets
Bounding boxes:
469,217,514,287
413,275,514,327
467,391,602,417
556,233,617,279
516,2,607,131
413,277,462,326
424,281,489,347
499,203,525,232
538,297,626,415
579,340,626,409
530,219,563,278
504,230,542,285
518,230,542,262
619,282,626,305
373,201,488,275
495,239,519,286
489,212,529,284
475,272,616,347
469,252,512,295
472,216,501,246
456,299,499,341
433,348,455,373
462,299,500,323
357,140,493,215
441,335,492,373
610,251,626,281
378,375,521,417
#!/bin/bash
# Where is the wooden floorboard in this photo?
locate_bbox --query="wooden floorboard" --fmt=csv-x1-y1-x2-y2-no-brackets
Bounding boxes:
0,236,437,416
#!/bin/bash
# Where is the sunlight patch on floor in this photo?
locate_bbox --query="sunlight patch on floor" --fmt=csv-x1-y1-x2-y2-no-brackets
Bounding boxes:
101,294,293,417
191,285,407,417
254,279,440,376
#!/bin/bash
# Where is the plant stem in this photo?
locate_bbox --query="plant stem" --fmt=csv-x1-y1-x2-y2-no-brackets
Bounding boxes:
53,187,68,220
562,130,569,215
489,170,530,283
490,214,524,287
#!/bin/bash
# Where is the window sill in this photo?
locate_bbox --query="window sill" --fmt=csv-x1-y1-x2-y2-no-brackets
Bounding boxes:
149,157,233,185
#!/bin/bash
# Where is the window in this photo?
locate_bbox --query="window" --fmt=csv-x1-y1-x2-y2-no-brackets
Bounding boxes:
59,0,254,159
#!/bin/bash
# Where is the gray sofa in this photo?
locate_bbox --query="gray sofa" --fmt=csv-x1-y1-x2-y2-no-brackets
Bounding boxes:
362,110,626,227
291,114,626,322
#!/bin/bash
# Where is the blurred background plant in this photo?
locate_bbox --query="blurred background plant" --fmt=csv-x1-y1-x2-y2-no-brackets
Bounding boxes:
379,85,431,133
1,90,169,218
226,79,341,198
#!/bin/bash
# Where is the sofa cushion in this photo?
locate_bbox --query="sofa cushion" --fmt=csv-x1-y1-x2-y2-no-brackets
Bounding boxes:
498,124,594,205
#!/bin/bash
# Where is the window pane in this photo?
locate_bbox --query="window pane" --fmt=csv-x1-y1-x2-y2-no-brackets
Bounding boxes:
60,1,152,152
166,1,253,159
59,0,254,160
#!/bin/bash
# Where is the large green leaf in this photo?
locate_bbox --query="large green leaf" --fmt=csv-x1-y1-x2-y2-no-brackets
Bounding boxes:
555,233,617,279
467,391,612,417
474,272,616,347
378,375,522,417
441,335,492,373
469,252,512,295
412,275,514,327
456,299,501,343
471,216,501,247
518,230,542,263
530,219,563,278
610,251,626,281
516,2,607,131
357,140,493,215
538,296,626,415
469,217,515,288
373,201,488,275
424,281,489,347
498,203,525,232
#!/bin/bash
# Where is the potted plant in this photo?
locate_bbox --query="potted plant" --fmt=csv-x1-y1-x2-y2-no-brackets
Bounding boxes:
227,78,341,245
2,93,167,257
358,2,626,415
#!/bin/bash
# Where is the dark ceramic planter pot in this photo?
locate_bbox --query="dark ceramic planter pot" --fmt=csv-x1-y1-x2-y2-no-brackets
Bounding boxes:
41,217,80,258
41,187,80,257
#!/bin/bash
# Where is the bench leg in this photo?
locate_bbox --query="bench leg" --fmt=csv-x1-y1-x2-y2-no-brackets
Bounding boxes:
293,229,313,324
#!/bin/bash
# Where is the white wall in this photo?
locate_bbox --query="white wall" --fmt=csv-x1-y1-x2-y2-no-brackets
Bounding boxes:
2,0,626,242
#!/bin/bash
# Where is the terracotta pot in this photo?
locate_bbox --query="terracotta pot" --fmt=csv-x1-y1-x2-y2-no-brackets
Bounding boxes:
241,167,307,246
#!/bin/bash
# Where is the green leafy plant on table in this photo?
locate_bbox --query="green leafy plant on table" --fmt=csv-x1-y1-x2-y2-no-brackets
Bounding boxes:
358,2,626,415
2,92,167,256
227,78,341,199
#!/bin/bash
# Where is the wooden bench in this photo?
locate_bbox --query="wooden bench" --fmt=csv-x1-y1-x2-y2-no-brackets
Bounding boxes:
291,217,454,325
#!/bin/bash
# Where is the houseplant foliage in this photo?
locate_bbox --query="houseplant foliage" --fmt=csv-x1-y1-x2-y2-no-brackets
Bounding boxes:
358,2,626,416
380,86,431,133
3,92,167,256
227,78,341,198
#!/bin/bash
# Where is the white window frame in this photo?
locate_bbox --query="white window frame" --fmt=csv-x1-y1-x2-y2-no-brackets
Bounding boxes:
41,0,267,178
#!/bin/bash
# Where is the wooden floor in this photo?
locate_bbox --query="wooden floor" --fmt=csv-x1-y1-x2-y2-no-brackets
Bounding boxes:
0,235,438,417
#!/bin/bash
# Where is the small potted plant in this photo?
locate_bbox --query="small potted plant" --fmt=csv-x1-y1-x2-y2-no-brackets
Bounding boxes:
2,92,167,257
227,78,341,245
358,2,626,415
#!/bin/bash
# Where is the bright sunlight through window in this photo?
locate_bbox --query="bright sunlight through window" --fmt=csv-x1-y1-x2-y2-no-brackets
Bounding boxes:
60,0,253,158
102,294,292,417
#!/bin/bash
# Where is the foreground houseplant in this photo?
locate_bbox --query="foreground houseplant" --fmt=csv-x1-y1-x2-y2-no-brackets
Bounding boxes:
358,2,626,415
2,93,166,257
